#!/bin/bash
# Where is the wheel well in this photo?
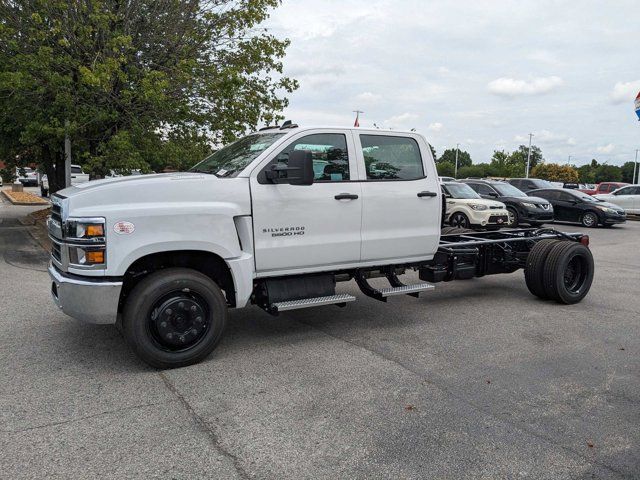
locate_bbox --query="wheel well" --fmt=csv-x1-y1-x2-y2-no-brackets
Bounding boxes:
119,250,236,312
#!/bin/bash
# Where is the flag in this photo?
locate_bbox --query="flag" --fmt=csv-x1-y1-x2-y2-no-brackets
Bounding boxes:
635,91,640,121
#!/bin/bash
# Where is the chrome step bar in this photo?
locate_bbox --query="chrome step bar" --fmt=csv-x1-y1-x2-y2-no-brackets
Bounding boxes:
272,294,356,313
378,283,435,297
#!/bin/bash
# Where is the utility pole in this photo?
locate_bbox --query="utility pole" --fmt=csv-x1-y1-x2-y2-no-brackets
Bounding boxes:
454,143,460,179
64,120,72,188
567,155,572,165
525,133,534,178
353,110,363,128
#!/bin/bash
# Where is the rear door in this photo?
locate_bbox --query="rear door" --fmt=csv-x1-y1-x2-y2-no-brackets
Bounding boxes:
556,191,581,221
355,133,441,262
250,130,362,274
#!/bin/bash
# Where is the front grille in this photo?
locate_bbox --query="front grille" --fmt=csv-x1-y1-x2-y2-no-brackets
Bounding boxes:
489,215,508,224
489,206,502,209
539,204,551,210
51,203,62,224
51,241,61,262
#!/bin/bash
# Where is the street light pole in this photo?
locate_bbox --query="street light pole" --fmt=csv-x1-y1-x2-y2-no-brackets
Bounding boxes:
454,143,459,179
525,133,533,178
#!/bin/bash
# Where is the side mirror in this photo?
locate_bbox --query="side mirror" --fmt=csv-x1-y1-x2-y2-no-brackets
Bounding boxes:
265,150,314,185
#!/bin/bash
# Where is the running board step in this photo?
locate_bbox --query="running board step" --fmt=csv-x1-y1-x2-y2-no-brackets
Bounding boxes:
272,294,356,313
378,283,435,297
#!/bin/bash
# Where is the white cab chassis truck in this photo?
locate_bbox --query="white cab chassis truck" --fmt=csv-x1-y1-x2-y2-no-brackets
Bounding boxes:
47,125,595,368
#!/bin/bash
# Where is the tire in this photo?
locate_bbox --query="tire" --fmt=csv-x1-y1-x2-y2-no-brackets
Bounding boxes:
123,268,228,369
524,239,560,299
542,242,594,304
581,211,599,228
449,212,471,229
506,207,519,227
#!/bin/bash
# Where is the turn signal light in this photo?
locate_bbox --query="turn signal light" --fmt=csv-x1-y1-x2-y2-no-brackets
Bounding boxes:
580,235,590,246
85,251,105,264
86,225,104,237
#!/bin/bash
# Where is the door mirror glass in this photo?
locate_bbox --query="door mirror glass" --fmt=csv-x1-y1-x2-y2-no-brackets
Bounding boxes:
265,150,314,185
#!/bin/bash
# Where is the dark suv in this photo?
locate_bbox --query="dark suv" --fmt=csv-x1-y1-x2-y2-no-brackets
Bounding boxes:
507,178,554,192
460,179,554,227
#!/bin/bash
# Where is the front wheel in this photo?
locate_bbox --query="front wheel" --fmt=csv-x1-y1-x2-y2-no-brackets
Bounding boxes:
581,211,599,228
123,268,228,369
506,207,519,227
449,212,471,229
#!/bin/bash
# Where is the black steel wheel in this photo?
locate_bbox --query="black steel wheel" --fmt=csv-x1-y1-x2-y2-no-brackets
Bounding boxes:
524,239,560,299
449,212,470,229
581,211,599,228
123,268,228,369
506,207,519,227
542,241,594,304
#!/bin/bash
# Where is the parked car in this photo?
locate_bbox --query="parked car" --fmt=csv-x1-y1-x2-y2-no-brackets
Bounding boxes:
460,179,554,227
16,167,38,186
579,182,628,196
507,178,554,192
438,176,456,183
528,188,626,227
40,165,90,196
594,185,640,214
441,181,509,229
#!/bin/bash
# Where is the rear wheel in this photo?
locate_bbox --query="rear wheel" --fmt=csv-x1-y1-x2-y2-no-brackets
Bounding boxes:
581,211,599,228
542,242,594,304
524,239,560,299
123,268,228,369
449,212,471,229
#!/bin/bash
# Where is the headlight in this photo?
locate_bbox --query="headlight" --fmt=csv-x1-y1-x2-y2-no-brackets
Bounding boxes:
596,206,617,214
69,246,106,266
521,202,537,208
470,204,488,211
66,218,105,240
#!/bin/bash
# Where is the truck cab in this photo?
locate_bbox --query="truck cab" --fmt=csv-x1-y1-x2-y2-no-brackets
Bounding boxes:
48,126,443,367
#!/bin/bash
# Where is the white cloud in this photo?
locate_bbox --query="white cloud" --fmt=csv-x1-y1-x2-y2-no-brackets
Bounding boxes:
427,122,443,132
526,50,563,66
514,130,575,146
385,113,419,126
610,80,640,104
354,91,381,105
597,144,615,154
488,76,564,97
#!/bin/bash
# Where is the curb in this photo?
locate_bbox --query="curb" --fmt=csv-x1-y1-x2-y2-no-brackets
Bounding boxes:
1,190,49,206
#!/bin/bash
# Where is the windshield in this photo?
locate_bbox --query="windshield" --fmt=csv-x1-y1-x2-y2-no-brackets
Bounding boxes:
533,179,553,189
493,183,527,197
444,183,481,199
190,133,285,177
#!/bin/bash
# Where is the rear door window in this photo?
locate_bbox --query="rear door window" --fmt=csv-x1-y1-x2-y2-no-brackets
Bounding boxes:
360,135,424,180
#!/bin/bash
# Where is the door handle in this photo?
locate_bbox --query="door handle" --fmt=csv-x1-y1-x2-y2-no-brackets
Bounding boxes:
334,193,359,200
417,191,438,197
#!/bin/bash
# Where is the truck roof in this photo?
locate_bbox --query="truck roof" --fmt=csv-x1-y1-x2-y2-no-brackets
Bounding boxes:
253,125,421,136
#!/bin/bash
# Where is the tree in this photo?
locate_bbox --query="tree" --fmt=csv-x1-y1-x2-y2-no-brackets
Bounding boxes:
577,164,595,183
620,161,637,183
0,0,298,192
594,164,622,183
457,164,487,179
507,144,543,174
436,161,454,177
428,143,437,160
438,148,472,168
530,163,578,182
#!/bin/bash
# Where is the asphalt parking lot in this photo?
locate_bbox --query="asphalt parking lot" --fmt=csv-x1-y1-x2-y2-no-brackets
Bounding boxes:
1,194,638,479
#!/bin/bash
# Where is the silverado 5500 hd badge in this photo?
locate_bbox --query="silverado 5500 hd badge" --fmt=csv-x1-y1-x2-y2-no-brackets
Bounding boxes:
263,226,305,237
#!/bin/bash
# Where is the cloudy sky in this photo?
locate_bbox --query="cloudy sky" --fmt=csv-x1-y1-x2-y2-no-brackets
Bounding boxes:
263,0,640,167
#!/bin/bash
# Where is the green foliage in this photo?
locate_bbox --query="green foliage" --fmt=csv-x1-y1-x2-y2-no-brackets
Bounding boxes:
530,163,578,182
620,161,637,183
577,164,595,183
594,164,622,183
457,164,487,179
436,161,454,177
428,144,437,160
438,148,472,168
0,0,298,192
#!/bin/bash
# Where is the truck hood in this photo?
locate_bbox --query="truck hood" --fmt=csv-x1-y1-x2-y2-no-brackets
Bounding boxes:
56,172,252,218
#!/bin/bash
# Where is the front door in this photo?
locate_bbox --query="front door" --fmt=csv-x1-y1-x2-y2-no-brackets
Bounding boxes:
251,130,362,274
355,133,441,262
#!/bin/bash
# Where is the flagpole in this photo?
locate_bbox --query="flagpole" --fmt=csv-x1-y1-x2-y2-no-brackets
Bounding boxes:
353,110,363,128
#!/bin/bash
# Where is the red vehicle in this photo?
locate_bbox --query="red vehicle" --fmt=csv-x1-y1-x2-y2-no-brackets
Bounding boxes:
579,182,628,195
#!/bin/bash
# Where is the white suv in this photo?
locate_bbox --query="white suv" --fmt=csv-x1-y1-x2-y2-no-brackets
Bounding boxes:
442,181,509,229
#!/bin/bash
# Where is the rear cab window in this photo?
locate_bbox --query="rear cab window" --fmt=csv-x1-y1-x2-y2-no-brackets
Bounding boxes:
359,135,424,180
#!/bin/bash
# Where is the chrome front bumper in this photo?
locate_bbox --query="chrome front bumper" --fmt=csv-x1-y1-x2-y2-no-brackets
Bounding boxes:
48,264,122,325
